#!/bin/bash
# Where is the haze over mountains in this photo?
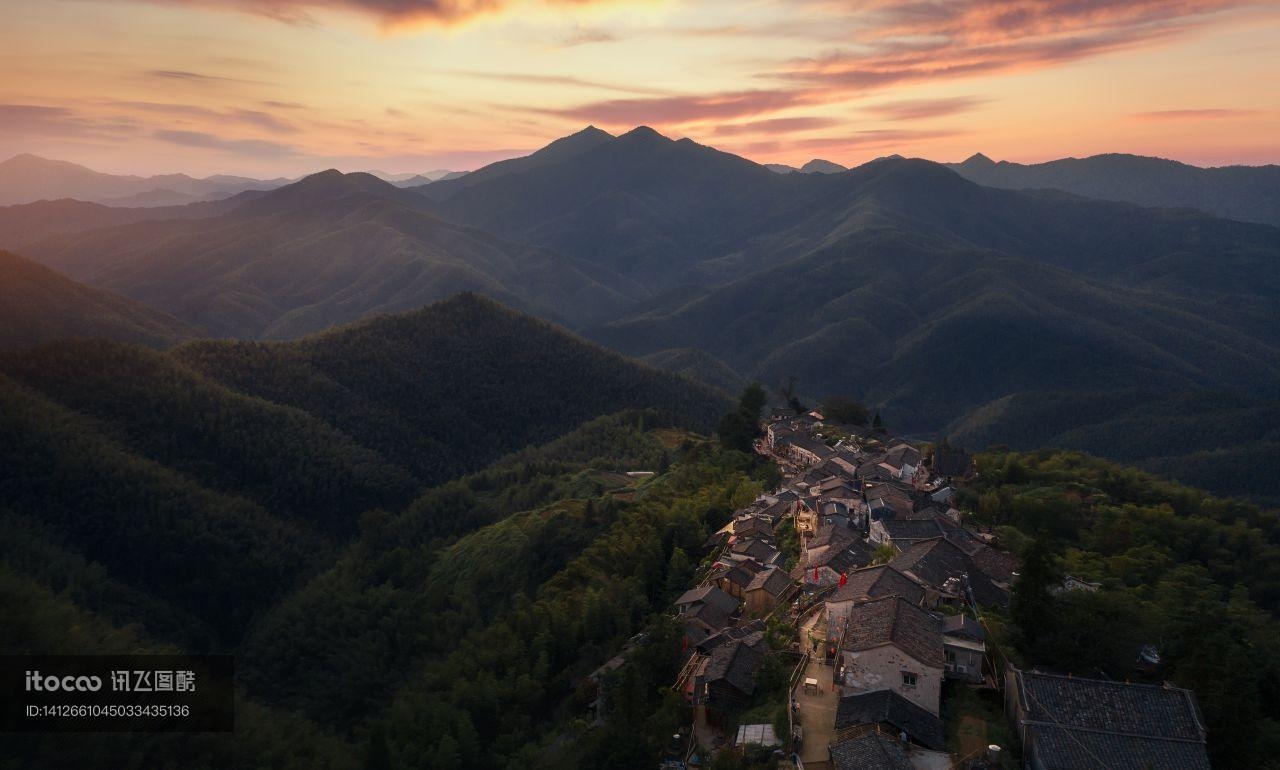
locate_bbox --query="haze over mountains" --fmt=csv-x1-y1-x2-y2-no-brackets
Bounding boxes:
0,153,467,207
0,153,292,207
948,152,1280,227
0,249,195,349
3,126,1279,500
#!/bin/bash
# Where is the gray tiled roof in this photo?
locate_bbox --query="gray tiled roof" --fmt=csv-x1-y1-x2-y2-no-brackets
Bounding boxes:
829,565,925,606
883,443,921,469
880,518,944,541
891,537,1009,607
703,637,765,696
835,690,946,750
810,523,859,550
1030,726,1210,770
675,585,739,616
840,595,944,668
1015,669,1209,770
746,566,792,596
733,516,775,538
829,730,913,770
808,541,873,573
682,600,731,632
941,614,985,641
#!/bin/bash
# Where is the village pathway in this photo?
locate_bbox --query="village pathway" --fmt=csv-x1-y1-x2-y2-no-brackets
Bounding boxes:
793,608,836,769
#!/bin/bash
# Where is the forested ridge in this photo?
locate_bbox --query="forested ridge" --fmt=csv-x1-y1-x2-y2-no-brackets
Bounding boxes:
0,294,728,641
2,409,773,769
5,336,1280,767
0,292,739,768
963,449,1280,768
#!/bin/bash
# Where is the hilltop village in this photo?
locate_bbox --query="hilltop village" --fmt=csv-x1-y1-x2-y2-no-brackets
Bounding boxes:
642,410,1211,770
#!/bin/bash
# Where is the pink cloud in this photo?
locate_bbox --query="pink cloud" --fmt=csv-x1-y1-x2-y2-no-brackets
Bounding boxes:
713,116,842,136
538,0,1257,134
860,96,988,121
115,0,607,27
534,90,816,127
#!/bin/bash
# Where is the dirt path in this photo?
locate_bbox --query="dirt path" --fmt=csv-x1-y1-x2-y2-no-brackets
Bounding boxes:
956,713,987,759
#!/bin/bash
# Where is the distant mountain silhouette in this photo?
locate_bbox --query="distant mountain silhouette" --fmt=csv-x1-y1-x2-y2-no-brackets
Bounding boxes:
20,169,641,338
388,171,468,187
0,249,195,348
947,152,1280,226
0,192,266,249
99,188,208,207
418,125,788,288
799,158,848,173
0,153,289,206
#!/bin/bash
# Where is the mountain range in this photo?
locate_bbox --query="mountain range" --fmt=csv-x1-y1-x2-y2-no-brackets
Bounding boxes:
0,154,467,208
3,127,1278,500
0,153,292,207
948,152,1280,227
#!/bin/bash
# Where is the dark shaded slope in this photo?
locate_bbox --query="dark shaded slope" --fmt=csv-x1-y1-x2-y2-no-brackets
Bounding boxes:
596,227,1280,432
0,249,196,348
174,292,729,484
0,293,727,650
422,126,791,287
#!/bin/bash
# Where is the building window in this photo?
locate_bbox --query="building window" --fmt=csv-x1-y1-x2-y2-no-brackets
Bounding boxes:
946,650,956,663
901,671,917,688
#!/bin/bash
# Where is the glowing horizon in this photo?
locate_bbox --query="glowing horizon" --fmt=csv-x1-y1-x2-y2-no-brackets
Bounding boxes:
4,0,1279,177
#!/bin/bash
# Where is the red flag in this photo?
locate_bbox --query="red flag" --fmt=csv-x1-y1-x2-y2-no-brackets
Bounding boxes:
839,572,848,587
813,567,820,582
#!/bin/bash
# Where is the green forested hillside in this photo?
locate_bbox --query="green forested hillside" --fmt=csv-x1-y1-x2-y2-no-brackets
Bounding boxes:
1,406,768,769
175,293,727,484
960,449,1280,768
642,347,745,395
0,295,727,652
949,388,1280,503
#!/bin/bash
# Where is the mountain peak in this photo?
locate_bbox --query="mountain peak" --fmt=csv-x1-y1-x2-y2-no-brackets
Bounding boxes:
247,168,414,214
528,125,615,160
961,152,996,167
619,125,669,142
1,153,90,171
800,158,848,174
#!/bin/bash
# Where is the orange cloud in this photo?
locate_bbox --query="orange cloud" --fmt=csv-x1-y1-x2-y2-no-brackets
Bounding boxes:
542,1,1257,133
117,0,617,27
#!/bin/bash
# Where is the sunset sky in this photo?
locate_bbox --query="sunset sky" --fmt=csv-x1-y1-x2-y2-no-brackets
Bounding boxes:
4,0,1279,177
